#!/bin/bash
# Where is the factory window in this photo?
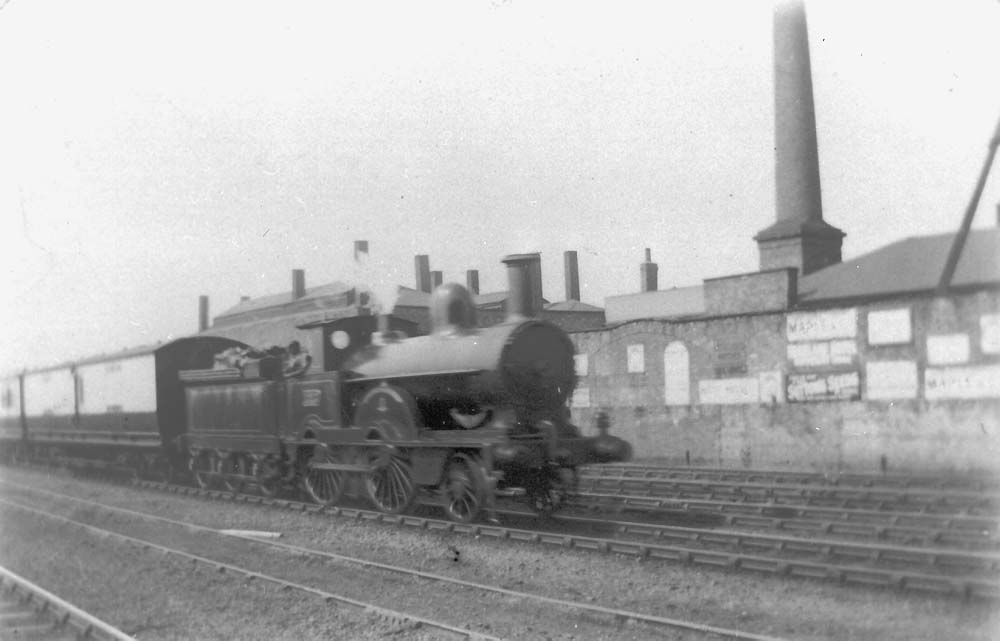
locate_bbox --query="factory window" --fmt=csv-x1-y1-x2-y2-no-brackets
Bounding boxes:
663,342,690,405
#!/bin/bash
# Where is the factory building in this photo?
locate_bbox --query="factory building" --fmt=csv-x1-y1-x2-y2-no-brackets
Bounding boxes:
201,250,605,370
569,1,1000,473
571,228,999,473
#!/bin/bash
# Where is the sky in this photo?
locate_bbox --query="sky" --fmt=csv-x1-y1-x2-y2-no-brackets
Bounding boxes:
1,0,998,371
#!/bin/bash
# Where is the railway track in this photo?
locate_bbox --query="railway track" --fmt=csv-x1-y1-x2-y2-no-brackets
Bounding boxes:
108,479,1000,598
570,492,999,548
576,471,1000,516
1,484,790,641
0,565,133,641
584,464,1000,492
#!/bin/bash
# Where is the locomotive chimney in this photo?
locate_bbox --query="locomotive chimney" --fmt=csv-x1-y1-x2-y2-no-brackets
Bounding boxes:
414,255,432,293
502,253,542,320
292,269,306,300
466,269,480,295
431,270,443,288
640,248,658,292
198,295,209,332
755,0,844,276
564,250,580,301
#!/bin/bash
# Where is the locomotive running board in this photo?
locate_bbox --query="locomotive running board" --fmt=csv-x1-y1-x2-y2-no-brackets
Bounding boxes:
308,463,373,473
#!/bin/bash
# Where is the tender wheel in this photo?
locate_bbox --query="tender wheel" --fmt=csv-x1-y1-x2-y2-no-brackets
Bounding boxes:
220,452,247,493
301,446,345,506
189,449,217,489
442,453,488,523
250,454,282,497
365,446,416,514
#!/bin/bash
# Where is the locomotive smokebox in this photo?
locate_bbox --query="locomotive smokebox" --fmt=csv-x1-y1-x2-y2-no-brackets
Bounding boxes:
503,253,542,321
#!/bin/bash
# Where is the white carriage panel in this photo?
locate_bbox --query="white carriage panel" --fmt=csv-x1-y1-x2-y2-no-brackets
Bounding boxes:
23,369,75,417
0,376,21,419
77,354,157,413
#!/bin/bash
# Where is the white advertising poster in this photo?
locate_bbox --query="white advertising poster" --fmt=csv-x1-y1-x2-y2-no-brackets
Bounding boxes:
698,377,759,405
981,314,1000,354
570,387,591,408
867,308,912,345
758,370,784,404
787,342,829,367
787,340,856,367
787,371,861,402
829,340,858,365
626,344,645,373
786,308,857,342
663,342,691,406
925,365,1000,400
865,360,918,400
926,334,970,365
573,354,589,377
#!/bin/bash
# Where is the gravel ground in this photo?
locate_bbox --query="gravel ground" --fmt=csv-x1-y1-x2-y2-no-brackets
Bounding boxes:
1,467,998,640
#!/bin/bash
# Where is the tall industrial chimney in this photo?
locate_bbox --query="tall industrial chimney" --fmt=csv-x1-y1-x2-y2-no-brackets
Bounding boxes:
431,271,443,288
640,248,658,292
503,253,542,319
414,255,432,293
466,269,480,295
198,295,209,332
754,0,844,276
292,269,306,299
564,251,580,301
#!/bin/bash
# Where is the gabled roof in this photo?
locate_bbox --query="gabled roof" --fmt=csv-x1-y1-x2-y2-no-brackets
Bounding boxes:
799,228,1000,304
217,281,353,317
545,299,604,312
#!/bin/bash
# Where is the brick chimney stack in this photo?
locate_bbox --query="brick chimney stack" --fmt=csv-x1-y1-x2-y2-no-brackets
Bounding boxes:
564,250,580,301
414,255,432,293
198,295,209,332
466,269,480,295
755,0,844,276
292,269,306,299
640,248,658,292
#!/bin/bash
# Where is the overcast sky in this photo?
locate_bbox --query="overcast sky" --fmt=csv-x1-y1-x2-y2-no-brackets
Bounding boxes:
1,0,998,370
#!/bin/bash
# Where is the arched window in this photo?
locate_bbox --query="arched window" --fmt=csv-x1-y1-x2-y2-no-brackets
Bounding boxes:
663,342,690,406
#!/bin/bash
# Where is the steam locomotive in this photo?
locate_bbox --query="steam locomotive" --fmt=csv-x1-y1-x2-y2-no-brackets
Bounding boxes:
0,254,631,522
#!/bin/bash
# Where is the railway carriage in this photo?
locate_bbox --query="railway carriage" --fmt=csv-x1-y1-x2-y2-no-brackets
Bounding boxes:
0,336,246,476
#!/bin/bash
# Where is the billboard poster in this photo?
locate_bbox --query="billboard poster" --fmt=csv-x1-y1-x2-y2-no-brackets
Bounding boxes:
787,371,860,402
865,361,918,400
786,308,857,342
867,308,912,345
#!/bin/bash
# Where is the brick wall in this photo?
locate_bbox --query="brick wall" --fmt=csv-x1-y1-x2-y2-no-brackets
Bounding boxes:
569,289,1000,473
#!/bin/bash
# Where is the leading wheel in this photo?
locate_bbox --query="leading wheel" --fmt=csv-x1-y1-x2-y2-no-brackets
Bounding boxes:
302,446,345,506
442,453,488,523
365,446,416,514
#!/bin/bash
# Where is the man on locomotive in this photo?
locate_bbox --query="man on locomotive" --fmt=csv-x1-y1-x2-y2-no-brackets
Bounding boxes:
282,340,312,378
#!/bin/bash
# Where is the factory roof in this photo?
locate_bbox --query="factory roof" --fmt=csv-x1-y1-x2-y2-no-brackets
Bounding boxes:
216,281,354,318
799,227,1000,304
